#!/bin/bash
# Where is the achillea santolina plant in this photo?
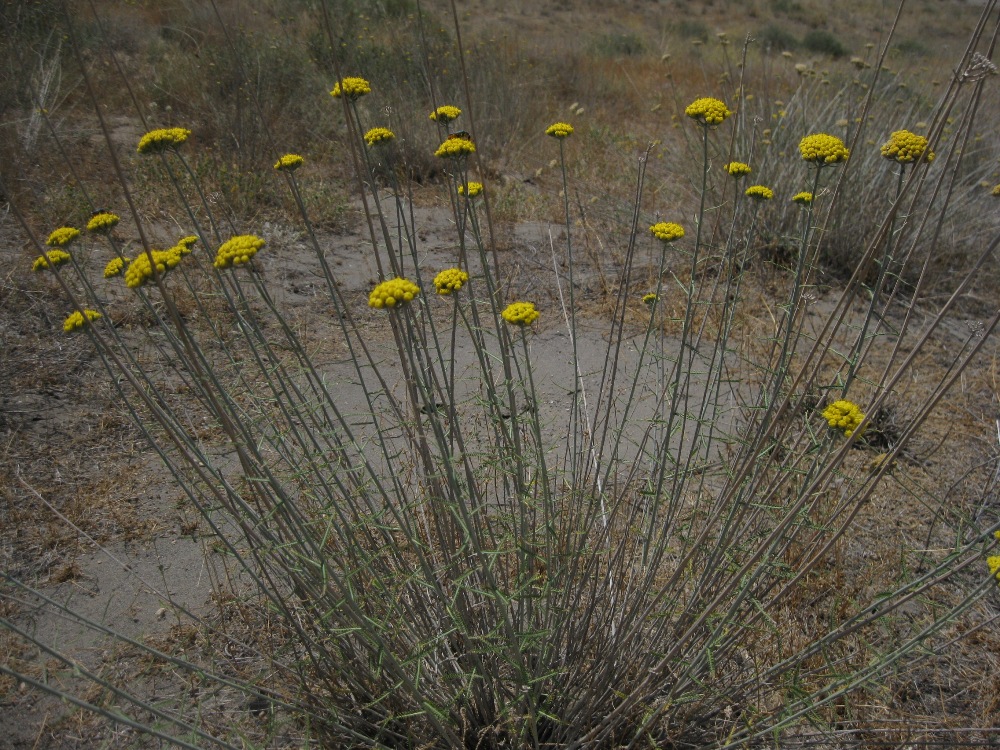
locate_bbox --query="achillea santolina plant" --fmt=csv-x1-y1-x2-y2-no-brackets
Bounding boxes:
4,7,1000,749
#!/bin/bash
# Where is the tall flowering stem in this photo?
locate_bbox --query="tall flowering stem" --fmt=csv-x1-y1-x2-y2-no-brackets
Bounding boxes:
550,124,584,481
761,167,824,424
844,164,906,394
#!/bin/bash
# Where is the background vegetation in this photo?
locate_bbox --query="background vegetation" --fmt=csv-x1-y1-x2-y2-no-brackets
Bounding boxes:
2,0,1000,747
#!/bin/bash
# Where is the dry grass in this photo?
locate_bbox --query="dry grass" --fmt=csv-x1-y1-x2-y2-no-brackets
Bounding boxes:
2,0,1000,746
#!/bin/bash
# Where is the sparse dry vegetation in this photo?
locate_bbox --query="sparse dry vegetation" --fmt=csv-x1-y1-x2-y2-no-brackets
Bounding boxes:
3,0,1000,748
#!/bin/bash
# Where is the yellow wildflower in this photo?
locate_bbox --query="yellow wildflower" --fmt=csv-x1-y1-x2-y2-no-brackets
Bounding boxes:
429,105,461,123
86,212,120,234
799,133,850,165
103,256,130,278
458,181,483,197
791,191,813,205
745,185,774,201
214,235,265,269
369,277,420,309
364,127,395,147
32,249,71,271
63,309,102,333
991,184,1000,197
649,222,685,243
881,130,934,164
642,293,658,306
330,76,371,100
47,227,80,247
545,122,574,139
433,268,470,295
684,97,732,126
725,161,751,178
177,235,199,252
501,301,539,327
274,153,304,171
137,127,192,154
435,136,476,159
988,556,1000,585
124,246,188,288
822,399,865,438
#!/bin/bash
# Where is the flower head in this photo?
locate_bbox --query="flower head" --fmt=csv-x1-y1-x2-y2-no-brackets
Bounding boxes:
799,133,850,165
435,136,476,159
684,97,732,126
501,301,539,327
86,211,120,234
545,122,574,139
429,105,461,123
330,76,371,100
725,161,752,178
458,181,483,198
791,191,813,205
992,184,1000,197
274,153,304,171
32,249,71,272
822,399,865,437
47,227,80,247
745,185,774,201
103,256,130,278
177,235,199,252
987,555,1000,585
214,235,265,269
649,222,685,243
370,277,420,309
642,293,658,306
364,127,395,147
124,244,189,288
137,127,192,155
63,309,102,333
433,268,470,295
881,130,935,164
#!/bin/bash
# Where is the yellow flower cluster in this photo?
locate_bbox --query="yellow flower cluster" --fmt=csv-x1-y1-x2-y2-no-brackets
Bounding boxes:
435,137,476,159
992,184,1000,197
330,76,371,99
642,293,658,306
725,161,752,177
799,133,850,165
545,122,574,139
433,268,470,295
791,191,813,205
880,130,935,164
214,234,265,269
125,247,184,288
988,531,1000,586
274,153,304,171
649,222,685,243
103,256,130,278
822,399,865,437
87,211,120,234
47,227,80,247
989,555,1000,584
745,185,774,201
63,309,102,333
364,127,395,147
501,301,539,327
369,277,420,309
137,127,192,155
430,105,461,122
685,97,732,125
32,249,71,271
458,181,483,197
